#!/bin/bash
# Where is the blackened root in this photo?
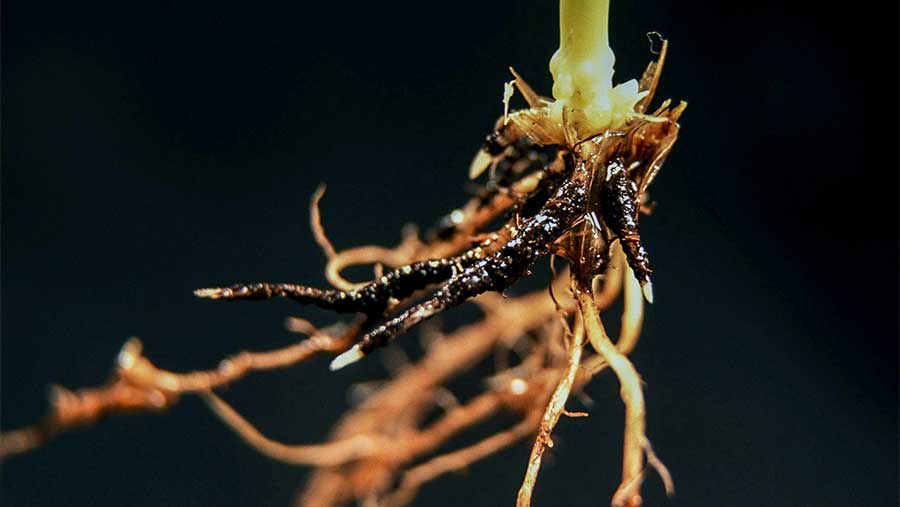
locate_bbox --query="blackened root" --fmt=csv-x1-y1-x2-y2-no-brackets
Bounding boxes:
194,253,484,315
619,235,654,303
599,160,655,303
331,260,514,371
331,162,593,370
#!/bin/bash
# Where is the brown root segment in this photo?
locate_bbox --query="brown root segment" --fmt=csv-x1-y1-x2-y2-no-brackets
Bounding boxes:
2,44,681,507
202,391,389,466
0,319,362,459
0,377,179,458
310,183,337,260
516,317,586,507
388,406,546,507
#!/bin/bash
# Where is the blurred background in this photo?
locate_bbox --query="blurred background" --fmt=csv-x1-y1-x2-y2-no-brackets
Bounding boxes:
2,1,897,506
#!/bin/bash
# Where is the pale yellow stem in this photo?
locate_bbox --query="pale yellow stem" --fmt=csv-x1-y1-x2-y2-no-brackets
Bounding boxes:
548,0,646,135
550,0,615,109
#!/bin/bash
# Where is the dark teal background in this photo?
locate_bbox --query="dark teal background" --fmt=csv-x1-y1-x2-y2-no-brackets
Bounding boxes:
3,1,897,506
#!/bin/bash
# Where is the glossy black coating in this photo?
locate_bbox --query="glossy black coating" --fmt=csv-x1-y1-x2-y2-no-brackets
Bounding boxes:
357,161,591,353
200,251,484,314
598,160,652,285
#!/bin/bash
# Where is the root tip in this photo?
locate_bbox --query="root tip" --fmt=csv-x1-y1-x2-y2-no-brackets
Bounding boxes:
468,150,493,179
641,280,654,304
194,288,223,299
329,345,364,371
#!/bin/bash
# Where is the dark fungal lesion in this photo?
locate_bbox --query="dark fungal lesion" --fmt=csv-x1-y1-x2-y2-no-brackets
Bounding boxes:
599,159,654,298
195,250,488,315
